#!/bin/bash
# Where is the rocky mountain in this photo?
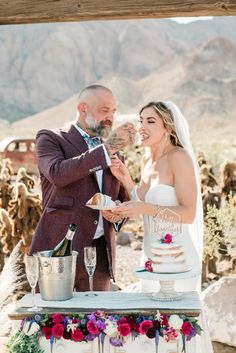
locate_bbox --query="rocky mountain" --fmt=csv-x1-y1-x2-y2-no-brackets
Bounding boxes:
0,17,236,121
0,16,236,126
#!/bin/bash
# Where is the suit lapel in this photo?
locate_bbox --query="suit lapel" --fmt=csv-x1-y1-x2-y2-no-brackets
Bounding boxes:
61,123,88,154
61,123,99,188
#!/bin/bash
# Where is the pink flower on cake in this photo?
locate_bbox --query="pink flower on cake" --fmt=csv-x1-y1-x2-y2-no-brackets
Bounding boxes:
161,233,173,243
144,259,153,272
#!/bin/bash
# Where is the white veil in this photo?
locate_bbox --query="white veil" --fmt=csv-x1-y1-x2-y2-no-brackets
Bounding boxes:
163,101,204,267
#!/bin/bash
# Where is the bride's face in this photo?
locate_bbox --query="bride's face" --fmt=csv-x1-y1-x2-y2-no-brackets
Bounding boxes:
138,107,167,146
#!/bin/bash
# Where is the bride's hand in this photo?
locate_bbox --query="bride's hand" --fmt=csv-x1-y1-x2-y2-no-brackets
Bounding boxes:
110,155,131,182
111,200,146,219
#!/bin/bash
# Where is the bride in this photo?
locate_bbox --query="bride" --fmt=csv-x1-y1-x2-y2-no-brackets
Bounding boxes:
107,101,213,353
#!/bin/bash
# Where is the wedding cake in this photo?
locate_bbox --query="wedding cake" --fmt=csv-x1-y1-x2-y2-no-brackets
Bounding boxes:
150,238,189,273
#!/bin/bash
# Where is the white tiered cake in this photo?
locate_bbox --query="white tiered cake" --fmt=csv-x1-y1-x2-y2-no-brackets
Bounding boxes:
150,240,189,273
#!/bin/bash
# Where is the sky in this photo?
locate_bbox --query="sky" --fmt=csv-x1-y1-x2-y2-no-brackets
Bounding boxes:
172,16,213,23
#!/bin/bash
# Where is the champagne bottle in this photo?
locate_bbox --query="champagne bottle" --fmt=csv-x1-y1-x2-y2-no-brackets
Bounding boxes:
51,223,77,257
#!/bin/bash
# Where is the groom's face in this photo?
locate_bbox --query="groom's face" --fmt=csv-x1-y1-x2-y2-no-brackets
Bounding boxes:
84,91,116,137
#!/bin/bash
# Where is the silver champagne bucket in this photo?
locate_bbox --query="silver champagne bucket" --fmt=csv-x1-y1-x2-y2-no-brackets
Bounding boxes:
36,250,78,301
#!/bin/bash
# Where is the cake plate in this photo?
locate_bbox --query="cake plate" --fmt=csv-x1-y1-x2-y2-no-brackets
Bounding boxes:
134,268,200,302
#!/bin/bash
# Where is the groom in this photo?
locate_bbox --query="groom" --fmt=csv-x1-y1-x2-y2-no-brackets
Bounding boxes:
29,84,136,291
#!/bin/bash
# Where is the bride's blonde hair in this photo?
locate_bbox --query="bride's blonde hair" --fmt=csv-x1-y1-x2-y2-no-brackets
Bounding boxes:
139,101,183,147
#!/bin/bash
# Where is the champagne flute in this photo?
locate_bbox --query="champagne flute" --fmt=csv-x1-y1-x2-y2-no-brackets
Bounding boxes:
84,247,97,294
24,255,42,311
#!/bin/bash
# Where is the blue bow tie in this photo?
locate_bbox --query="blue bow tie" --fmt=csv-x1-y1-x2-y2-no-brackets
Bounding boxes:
83,135,101,148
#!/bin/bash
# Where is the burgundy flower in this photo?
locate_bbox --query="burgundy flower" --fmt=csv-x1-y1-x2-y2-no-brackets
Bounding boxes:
72,318,80,324
118,317,128,324
146,327,156,339
52,313,64,324
42,326,52,340
161,315,169,327
153,320,161,330
118,323,131,337
87,320,99,335
181,321,193,335
139,320,153,334
51,323,64,338
63,329,72,340
71,328,84,342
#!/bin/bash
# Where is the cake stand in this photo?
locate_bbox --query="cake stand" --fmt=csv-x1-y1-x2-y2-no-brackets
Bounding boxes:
134,268,200,302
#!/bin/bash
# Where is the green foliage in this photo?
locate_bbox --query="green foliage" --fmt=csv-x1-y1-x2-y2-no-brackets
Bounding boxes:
204,195,236,260
7,331,43,353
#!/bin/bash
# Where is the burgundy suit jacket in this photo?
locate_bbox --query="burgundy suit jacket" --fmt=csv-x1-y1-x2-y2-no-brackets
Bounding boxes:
29,123,128,283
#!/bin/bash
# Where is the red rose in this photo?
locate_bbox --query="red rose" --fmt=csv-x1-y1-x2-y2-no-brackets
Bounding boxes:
181,321,193,335
42,326,52,339
164,234,173,243
118,323,131,337
52,313,64,324
139,320,153,334
51,323,64,338
87,320,99,334
71,328,84,342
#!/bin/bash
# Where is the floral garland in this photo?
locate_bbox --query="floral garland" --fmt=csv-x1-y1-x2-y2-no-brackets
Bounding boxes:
7,311,202,353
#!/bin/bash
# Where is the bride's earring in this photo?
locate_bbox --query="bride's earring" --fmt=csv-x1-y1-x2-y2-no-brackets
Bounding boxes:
165,133,169,141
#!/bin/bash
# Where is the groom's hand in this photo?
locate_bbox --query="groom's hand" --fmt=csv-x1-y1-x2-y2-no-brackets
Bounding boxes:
104,123,136,155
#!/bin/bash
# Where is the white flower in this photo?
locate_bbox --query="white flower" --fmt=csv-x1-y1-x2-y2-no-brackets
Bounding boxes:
67,323,79,332
155,310,162,321
168,315,183,330
23,321,40,336
104,320,118,337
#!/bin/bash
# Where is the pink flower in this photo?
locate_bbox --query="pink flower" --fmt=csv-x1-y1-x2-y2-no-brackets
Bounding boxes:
71,328,84,342
181,321,193,335
42,326,52,339
52,313,64,324
87,320,99,334
95,310,105,318
163,234,173,243
164,327,178,342
139,320,153,334
51,323,64,338
118,323,131,336
145,260,153,272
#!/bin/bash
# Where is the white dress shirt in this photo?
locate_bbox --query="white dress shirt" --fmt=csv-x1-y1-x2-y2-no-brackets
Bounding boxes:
73,122,111,239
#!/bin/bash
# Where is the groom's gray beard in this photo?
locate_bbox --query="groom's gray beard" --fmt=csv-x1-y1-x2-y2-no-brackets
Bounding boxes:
85,114,112,138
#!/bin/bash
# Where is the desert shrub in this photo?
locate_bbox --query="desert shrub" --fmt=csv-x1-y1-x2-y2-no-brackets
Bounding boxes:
204,195,236,260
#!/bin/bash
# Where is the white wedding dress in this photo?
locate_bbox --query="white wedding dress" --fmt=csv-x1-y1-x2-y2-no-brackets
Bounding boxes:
135,182,213,353
140,183,201,293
